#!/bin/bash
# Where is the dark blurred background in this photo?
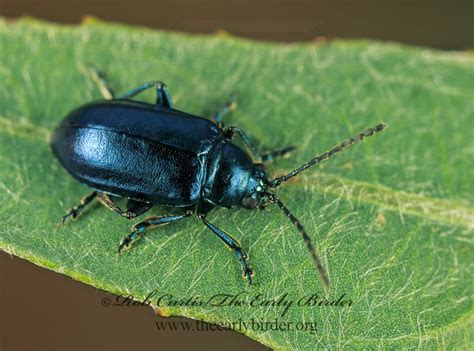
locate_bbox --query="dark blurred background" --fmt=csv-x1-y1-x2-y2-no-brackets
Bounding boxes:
0,1,473,351
1,0,473,50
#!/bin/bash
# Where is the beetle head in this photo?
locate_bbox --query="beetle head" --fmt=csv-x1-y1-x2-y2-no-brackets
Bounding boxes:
241,164,272,209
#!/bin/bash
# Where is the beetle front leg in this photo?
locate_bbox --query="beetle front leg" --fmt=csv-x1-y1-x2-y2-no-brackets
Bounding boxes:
260,146,296,161
119,210,194,253
198,213,254,284
60,191,98,224
97,193,152,219
224,126,295,162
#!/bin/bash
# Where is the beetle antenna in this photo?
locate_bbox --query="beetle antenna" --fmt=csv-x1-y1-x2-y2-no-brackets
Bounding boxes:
271,123,388,187
265,192,330,291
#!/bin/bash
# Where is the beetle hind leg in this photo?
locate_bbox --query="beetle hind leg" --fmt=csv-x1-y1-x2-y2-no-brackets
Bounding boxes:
97,192,153,219
118,210,194,253
60,191,98,224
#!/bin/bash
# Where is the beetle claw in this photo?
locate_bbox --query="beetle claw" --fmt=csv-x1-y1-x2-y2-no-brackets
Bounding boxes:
243,267,254,285
58,210,77,225
118,238,132,254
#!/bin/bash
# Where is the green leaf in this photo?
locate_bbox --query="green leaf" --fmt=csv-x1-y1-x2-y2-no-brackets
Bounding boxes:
1,18,473,350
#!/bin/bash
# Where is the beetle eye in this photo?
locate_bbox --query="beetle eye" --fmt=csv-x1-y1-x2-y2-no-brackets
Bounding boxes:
242,197,258,209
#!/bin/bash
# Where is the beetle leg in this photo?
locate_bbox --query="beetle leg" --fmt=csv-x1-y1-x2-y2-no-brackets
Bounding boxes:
154,83,173,108
118,210,194,253
59,191,98,224
212,93,238,129
126,199,154,217
89,66,115,99
116,81,173,108
198,213,254,285
225,126,296,162
224,126,261,161
97,192,151,219
88,67,172,107
260,145,296,161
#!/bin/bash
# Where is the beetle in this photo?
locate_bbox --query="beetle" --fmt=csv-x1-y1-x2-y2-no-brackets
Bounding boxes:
51,68,387,289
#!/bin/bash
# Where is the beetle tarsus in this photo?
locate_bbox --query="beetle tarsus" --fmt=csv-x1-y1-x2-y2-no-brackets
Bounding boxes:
59,210,77,225
243,267,254,285
59,191,98,225
118,239,130,254
241,259,254,285
118,234,137,254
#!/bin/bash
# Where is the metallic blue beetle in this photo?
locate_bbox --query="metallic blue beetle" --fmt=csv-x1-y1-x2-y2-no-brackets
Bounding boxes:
52,69,387,288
